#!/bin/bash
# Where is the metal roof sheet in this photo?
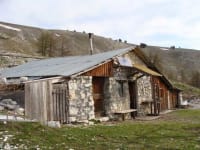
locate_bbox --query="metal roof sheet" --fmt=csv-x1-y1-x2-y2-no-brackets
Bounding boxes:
0,47,135,78
133,64,162,76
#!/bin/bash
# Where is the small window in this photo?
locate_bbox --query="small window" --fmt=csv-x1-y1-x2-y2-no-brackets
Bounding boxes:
118,81,125,97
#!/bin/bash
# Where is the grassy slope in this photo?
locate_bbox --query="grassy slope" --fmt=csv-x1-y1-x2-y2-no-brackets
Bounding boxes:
141,46,200,86
0,109,200,149
173,81,200,98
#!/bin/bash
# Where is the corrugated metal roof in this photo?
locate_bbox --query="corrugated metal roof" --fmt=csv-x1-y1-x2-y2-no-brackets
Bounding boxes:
116,54,162,76
0,47,135,78
133,64,162,76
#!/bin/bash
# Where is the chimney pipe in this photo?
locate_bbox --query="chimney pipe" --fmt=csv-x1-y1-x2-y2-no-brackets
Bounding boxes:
88,33,94,55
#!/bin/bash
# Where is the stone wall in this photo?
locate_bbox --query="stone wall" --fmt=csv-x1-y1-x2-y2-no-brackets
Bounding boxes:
104,77,130,118
68,76,95,122
137,76,152,115
125,52,146,65
67,75,153,121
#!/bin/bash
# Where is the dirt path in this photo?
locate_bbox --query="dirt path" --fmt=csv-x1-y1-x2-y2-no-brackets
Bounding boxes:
188,103,200,109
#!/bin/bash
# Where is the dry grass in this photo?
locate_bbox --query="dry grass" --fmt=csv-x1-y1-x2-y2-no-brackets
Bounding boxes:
0,109,200,149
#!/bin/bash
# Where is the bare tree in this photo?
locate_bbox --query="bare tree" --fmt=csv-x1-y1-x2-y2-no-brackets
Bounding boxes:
60,36,65,56
191,71,200,88
37,31,55,56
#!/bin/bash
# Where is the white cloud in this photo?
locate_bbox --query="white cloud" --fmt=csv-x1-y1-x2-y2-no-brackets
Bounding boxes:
0,0,200,49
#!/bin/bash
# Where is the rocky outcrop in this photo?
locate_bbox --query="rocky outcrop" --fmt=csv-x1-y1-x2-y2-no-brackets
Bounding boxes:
0,99,18,110
0,98,24,115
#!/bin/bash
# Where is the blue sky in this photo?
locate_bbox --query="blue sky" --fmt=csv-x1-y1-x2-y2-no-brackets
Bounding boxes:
0,0,200,50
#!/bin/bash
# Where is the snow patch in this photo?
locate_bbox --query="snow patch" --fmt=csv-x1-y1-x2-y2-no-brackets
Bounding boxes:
160,47,169,51
0,115,24,121
117,56,132,67
0,24,21,32
181,100,188,106
55,33,60,37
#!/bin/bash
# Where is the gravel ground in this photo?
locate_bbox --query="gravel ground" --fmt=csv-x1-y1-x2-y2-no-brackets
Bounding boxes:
188,98,200,109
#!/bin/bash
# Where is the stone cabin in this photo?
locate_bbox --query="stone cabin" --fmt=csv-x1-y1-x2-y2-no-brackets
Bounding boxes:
0,46,181,124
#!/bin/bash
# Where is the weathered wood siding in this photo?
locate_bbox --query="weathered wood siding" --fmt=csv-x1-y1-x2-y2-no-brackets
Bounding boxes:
152,77,169,111
171,90,179,108
25,80,70,124
25,81,52,124
83,61,113,77
152,77,178,111
92,77,105,117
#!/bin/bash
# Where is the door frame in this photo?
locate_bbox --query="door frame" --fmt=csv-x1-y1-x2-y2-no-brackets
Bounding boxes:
128,81,137,117
92,77,105,117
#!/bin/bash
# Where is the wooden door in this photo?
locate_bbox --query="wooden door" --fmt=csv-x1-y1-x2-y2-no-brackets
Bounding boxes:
128,81,137,117
52,84,69,123
153,84,160,115
92,77,105,117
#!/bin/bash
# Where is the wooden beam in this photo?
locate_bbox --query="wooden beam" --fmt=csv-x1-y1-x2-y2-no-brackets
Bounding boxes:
23,76,66,83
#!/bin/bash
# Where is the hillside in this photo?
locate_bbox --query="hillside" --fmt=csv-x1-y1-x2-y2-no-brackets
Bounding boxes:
0,21,129,56
140,45,200,87
0,21,200,90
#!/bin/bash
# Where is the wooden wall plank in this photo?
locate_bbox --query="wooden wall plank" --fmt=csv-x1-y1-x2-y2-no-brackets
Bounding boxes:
42,81,47,124
152,76,179,111
25,80,70,124
25,81,51,124
25,83,31,118
83,61,113,77
47,81,53,121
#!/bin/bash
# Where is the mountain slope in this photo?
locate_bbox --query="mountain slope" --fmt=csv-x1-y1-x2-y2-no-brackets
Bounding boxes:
0,21,129,56
140,45,200,85
0,21,200,89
